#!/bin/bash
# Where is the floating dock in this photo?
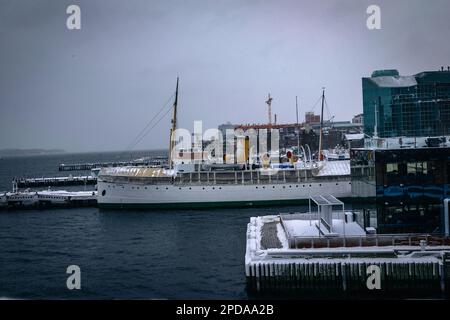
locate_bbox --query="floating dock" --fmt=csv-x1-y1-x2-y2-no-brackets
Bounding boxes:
245,195,450,296
0,190,97,209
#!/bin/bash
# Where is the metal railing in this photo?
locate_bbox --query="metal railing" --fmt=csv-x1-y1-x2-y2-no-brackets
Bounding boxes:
289,233,450,249
101,169,350,186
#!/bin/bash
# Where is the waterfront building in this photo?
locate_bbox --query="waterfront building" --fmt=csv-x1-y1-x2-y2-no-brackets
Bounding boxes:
362,68,450,138
305,111,320,124
351,136,450,234
218,121,363,153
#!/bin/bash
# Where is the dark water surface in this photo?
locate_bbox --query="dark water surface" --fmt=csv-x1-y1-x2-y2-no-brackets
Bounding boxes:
0,151,305,299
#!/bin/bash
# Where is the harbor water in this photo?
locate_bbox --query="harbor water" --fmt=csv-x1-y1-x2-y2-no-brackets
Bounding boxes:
0,151,446,299
0,150,303,299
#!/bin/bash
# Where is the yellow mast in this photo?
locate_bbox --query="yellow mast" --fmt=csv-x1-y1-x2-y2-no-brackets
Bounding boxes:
168,77,179,169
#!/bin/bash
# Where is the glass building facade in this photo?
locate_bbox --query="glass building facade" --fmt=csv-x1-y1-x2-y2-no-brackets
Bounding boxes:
362,69,450,138
351,147,450,234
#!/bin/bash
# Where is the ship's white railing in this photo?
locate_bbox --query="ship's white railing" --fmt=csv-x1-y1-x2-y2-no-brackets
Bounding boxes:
100,167,350,186
174,169,348,185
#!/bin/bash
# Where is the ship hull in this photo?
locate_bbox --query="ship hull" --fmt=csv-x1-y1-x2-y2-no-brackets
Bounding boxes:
97,179,352,209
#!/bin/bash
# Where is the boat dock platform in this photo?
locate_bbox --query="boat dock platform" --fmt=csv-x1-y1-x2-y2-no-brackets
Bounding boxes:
14,175,97,188
245,195,450,295
0,190,97,210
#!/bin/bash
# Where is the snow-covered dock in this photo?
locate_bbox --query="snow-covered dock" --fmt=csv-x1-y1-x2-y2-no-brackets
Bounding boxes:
245,195,450,294
0,190,97,209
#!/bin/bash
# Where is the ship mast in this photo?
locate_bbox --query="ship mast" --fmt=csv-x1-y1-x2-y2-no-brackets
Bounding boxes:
168,77,179,169
265,93,273,125
318,88,325,161
296,96,300,155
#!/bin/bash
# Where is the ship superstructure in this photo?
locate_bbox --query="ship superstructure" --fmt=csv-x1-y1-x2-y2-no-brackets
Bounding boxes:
97,80,352,209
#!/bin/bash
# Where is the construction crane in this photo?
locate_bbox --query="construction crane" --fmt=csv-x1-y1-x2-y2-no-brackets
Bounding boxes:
265,93,273,125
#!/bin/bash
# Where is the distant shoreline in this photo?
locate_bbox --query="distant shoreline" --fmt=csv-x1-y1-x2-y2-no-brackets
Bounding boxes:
0,148,167,158
0,149,67,158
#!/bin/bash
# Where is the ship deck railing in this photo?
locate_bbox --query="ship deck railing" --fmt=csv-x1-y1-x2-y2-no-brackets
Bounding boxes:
99,169,349,186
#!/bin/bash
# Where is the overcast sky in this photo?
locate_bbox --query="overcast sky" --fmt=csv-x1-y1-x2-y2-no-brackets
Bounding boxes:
1,0,449,152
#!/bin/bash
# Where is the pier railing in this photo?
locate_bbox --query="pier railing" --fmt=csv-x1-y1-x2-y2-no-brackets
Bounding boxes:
289,233,450,249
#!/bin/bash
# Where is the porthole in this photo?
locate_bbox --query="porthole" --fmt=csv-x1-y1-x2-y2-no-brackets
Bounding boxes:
101,190,106,196
189,187,192,190
272,186,275,189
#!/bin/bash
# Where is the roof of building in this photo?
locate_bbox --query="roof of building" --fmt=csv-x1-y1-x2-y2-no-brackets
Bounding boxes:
371,69,400,77
369,75,417,88
415,70,450,83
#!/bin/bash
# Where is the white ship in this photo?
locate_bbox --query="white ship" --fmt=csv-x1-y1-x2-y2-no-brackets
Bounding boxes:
97,80,352,209
97,161,351,209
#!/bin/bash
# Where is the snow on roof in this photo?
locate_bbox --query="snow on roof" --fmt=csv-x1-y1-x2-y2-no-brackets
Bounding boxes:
344,133,364,141
315,160,350,176
370,75,417,88
310,194,343,206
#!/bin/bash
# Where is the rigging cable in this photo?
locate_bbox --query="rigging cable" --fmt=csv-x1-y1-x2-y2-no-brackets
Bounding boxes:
308,95,323,113
123,93,175,153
